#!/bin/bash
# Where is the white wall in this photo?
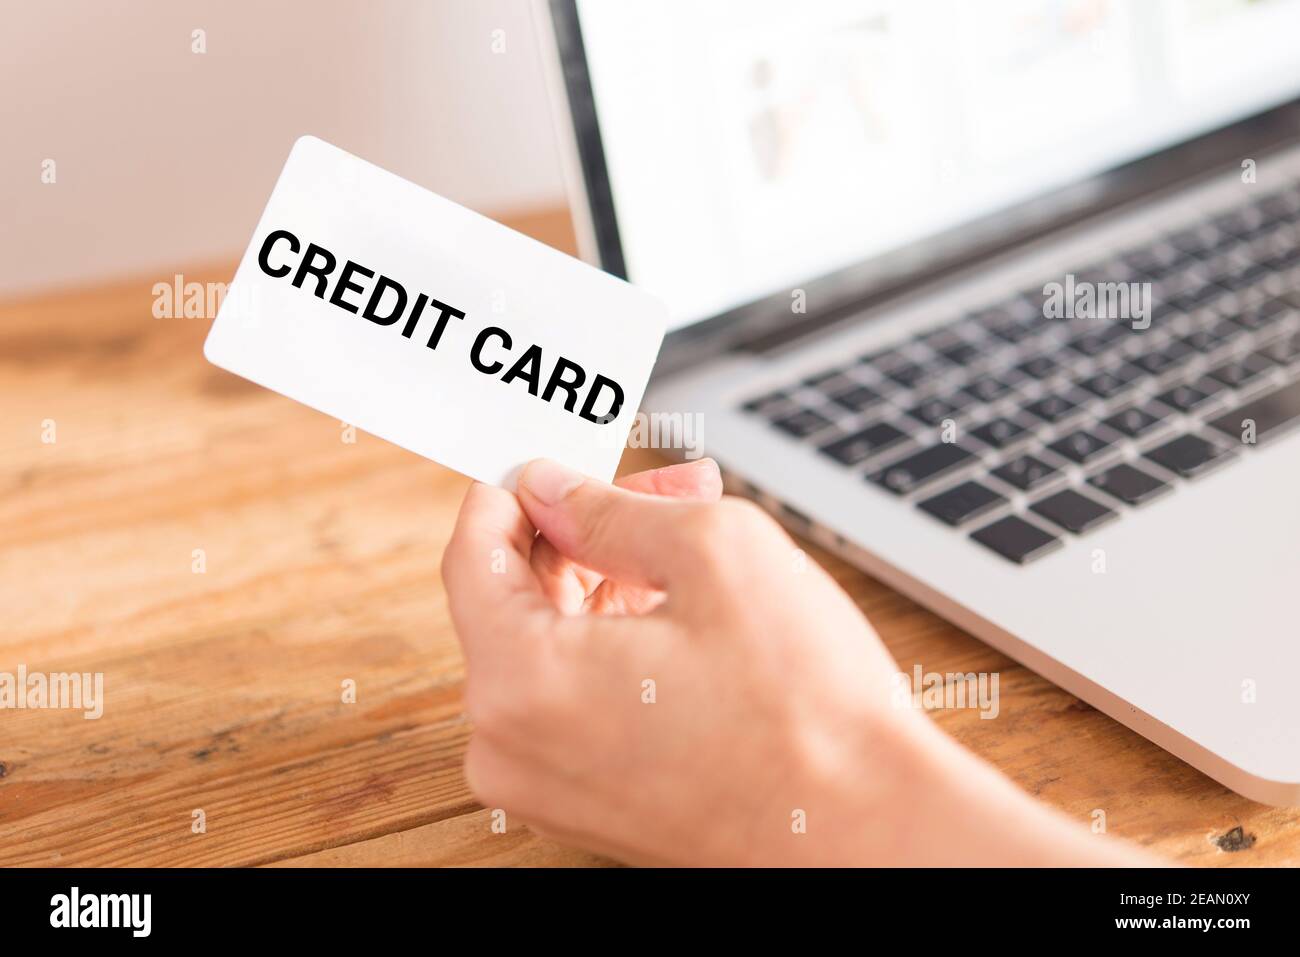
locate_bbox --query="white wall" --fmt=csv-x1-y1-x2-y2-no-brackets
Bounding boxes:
0,0,566,297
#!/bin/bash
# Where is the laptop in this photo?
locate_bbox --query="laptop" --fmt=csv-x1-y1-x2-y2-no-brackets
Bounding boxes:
537,0,1300,805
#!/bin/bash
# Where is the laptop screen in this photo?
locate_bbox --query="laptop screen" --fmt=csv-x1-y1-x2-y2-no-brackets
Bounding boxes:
573,0,1300,332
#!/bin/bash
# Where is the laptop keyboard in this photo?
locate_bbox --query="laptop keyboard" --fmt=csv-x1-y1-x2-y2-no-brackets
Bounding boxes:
739,180,1300,564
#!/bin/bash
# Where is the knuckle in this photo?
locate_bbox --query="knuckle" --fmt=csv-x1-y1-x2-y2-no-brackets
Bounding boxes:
462,739,510,809
717,495,776,532
685,497,788,578
694,496,777,547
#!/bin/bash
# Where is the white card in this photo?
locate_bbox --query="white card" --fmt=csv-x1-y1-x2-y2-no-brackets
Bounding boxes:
204,135,667,487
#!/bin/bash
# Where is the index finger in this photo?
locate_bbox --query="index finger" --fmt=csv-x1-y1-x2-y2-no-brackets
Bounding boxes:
530,458,724,602
442,481,557,663
616,458,723,500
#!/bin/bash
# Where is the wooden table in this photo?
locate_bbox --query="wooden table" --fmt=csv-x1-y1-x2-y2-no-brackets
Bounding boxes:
1,208,1295,867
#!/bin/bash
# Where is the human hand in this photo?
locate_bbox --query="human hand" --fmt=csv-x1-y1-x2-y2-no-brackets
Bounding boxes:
442,458,1157,866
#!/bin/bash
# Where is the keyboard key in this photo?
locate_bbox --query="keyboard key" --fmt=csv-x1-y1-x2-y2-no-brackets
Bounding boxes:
1236,256,1272,285
858,347,906,368
1016,355,1059,380
962,375,1012,402
741,390,789,415
919,326,962,348
1168,225,1219,257
1194,252,1241,282
1144,433,1235,478
937,340,982,366
870,443,975,496
907,396,962,426
1012,291,1048,319
1227,296,1291,332
1123,244,1182,279
1094,256,1148,285
985,317,1041,343
1213,208,1267,238
1047,429,1114,465
828,383,883,413
918,481,1008,527
1087,463,1171,507
1068,326,1127,357
992,454,1059,491
1077,364,1142,399
1207,316,1250,344
1132,340,1195,376
1023,395,1078,424
885,362,928,389
1167,281,1228,313
968,299,1016,321
969,417,1028,449
1030,488,1118,534
1209,257,1263,291
772,407,835,439
802,368,853,389
1156,378,1225,413
818,422,908,466
1259,332,1300,365
1207,379,1300,446
1260,242,1300,272
1179,327,1231,353
1103,404,1167,438
1206,353,1274,389
1068,263,1107,287
970,515,1062,564
1257,190,1300,221
813,378,869,403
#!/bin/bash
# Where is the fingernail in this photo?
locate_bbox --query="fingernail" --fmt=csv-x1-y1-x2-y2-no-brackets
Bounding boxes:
683,457,722,485
519,459,585,505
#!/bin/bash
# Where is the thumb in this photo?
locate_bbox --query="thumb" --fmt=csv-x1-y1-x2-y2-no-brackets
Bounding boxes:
516,458,718,593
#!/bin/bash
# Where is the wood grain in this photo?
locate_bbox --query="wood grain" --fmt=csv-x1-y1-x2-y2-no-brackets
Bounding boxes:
0,207,1294,867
